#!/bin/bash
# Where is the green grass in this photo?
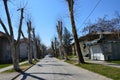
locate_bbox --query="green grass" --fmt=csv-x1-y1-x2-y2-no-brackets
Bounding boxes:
68,54,78,58
111,61,120,65
20,62,31,66
2,63,32,73
2,60,39,73
32,59,38,64
3,68,16,73
56,56,63,60
0,64,12,69
66,60,120,80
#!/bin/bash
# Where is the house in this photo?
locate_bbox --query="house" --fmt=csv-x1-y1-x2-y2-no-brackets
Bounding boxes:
73,32,120,61
19,38,28,61
19,38,36,61
84,40,120,61
0,31,12,64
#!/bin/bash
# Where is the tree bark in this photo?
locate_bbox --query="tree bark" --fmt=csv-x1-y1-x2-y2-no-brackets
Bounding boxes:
56,21,68,60
3,0,20,70
11,42,20,71
27,21,33,64
66,0,85,63
32,28,37,61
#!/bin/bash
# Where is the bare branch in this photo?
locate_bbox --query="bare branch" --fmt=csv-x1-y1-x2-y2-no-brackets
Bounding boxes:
0,18,10,39
21,30,25,39
3,0,14,37
16,8,24,44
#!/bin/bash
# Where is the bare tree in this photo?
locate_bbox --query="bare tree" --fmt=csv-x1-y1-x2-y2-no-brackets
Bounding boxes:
56,20,68,60
66,0,85,63
63,27,73,56
54,37,57,57
27,20,33,64
32,28,38,61
35,35,41,59
0,0,24,71
51,41,55,57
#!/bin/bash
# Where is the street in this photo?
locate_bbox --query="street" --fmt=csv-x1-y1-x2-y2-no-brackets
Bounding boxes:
15,56,112,80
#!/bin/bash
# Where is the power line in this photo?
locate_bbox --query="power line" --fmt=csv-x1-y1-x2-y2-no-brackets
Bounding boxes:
77,0,102,34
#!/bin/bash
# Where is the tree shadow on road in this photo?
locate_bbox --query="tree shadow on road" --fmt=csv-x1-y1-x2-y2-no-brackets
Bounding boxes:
28,72,73,76
18,71,46,80
17,71,72,80
36,63,64,67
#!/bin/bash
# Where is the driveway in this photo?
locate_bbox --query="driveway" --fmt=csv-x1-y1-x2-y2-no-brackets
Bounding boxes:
15,57,112,80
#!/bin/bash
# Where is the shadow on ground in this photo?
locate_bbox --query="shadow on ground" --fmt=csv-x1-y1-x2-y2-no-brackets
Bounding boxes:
18,71,46,80
28,72,73,76
36,64,64,67
17,71,73,80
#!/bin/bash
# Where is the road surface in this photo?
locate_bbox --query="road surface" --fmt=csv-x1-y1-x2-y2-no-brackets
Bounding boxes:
15,56,112,80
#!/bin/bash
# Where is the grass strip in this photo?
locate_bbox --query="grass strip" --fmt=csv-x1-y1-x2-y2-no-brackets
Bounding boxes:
66,60,120,80
0,64,12,69
111,61,120,65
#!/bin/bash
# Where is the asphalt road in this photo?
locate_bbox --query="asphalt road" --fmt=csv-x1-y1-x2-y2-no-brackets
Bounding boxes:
15,56,112,80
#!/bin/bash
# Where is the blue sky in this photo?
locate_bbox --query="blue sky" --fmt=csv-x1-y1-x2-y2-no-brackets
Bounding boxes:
0,0,120,47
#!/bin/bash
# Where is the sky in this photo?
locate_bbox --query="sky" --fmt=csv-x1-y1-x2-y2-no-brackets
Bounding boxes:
0,0,120,47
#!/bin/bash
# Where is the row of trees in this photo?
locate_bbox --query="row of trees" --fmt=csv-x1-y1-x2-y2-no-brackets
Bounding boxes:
50,0,85,64
0,0,46,71
51,22,73,60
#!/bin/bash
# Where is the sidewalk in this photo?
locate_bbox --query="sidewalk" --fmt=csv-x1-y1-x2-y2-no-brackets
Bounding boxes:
0,61,28,73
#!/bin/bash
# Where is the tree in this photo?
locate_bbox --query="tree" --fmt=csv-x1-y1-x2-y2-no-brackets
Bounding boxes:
66,0,85,63
0,0,24,71
36,35,41,59
51,41,55,57
56,20,68,60
51,37,59,57
63,27,73,55
54,37,58,57
32,28,38,61
40,44,47,57
27,20,33,64
82,15,120,34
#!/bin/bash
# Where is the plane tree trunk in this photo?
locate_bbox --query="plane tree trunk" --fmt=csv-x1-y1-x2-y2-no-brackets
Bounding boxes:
66,0,85,63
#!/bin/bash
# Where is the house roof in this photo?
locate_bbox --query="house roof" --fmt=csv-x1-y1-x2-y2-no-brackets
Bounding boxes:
0,31,9,39
0,31,6,36
78,32,120,46
79,32,119,42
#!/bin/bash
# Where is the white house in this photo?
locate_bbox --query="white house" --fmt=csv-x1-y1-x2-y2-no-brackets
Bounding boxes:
78,32,120,61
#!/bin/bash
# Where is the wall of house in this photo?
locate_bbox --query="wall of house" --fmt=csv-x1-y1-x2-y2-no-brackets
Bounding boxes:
80,42,90,57
101,43,112,61
110,42,120,60
0,38,12,64
90,45,105,60
19,42,28,60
